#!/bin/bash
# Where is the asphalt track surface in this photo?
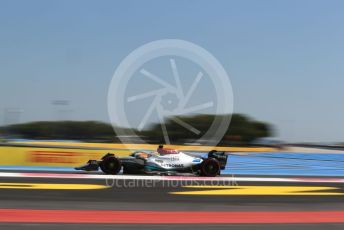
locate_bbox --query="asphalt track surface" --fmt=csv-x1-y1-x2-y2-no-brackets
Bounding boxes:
1,171,344,229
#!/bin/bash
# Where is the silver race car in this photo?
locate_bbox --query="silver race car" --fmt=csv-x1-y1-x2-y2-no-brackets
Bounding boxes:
75,145,228,177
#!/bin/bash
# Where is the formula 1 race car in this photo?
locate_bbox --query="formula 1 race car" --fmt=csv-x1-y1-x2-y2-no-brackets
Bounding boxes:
75,145,228,177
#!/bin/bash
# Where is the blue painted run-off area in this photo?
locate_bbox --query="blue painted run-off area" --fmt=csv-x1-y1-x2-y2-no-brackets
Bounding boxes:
0,152,344,177
223,152,344,176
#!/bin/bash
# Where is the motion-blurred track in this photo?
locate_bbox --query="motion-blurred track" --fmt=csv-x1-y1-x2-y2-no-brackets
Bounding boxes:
0,170,344,229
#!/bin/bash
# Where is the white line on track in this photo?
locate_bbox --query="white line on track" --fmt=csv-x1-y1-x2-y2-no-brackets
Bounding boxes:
0,172,344,183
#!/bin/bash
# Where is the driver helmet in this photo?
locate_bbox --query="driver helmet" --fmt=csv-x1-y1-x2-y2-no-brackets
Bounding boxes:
157,145,178,155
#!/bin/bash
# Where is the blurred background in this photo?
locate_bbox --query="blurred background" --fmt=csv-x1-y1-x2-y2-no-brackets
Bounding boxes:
1,2,344,229
0,0,343,148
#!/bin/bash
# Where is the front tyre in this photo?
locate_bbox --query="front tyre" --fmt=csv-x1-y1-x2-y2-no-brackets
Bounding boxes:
200,158,220,177
100,156,122,175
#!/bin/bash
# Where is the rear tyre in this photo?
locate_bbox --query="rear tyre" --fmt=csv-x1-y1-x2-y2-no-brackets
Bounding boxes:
100,156,122,175
200,158,220,177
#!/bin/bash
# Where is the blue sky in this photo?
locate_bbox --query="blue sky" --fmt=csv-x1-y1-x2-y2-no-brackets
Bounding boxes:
0,0,343,142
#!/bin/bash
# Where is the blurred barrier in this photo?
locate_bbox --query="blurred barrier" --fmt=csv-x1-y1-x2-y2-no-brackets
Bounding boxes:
12,141,276,152
0,142,275,167
0,146,131,167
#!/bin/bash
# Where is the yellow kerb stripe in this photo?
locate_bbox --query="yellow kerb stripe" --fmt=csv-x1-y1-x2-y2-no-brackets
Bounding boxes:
171,186,343,196
0,183,108,190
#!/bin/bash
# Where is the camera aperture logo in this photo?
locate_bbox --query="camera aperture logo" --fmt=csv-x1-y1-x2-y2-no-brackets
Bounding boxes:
108,39,233,146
